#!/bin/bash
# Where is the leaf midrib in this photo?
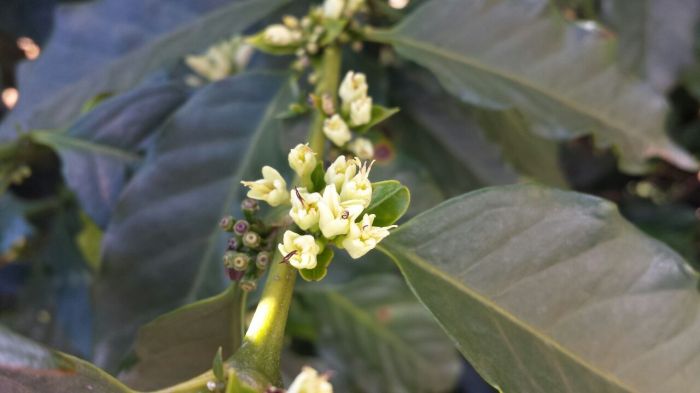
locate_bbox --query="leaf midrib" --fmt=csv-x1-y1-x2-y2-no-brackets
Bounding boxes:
183,80,288,302
31,130,142,162
377,241,636,393
367,29,657,147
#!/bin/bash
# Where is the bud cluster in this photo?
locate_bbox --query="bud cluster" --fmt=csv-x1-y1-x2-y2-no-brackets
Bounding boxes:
248,0,367,61
185,36,253,83
241,145,397,281
219,198,276,291
320,70,377,160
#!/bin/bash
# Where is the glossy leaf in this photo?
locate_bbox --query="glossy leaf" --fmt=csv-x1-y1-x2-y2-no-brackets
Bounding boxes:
602,0,700,91
119,285,246,390
380,185,700,392
300,275,461,393
1,0,289,138
0,326,132,393
355,106,400,133
365,180,410,226
30,81,188,227
391,68,567,188
370,0,698,174
94,73,293,371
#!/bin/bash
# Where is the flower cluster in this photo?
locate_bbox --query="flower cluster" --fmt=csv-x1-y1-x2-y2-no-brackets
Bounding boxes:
185,36,253,83
322,71,375,159
249,0,366,58
219,198,278,291
240,145,396,279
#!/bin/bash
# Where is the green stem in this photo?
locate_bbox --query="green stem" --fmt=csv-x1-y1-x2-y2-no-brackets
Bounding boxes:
231,252,295,387
231,284,248,352
148,43,344,393
308,45,343,155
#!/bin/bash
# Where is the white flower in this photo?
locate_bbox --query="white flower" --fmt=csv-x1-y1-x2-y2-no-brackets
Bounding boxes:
290,188,322,231
339,71,368,107
241,166,290,206
341,214,396,259
348,138,374,160
323,115,352,147
263,24,301,46
278,231,321,270
289,144,317,179
340,159,373,207
323,0,345,19
324,155,358,192
349,96,372,127
287,366,333,393
318,185,364,238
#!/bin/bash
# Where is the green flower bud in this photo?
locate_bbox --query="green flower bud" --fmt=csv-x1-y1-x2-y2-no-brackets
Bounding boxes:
232,253,250,271
255,251,271,270
233,219,249,235
219,215,235,232
242,231,261,249
241,198,259,214
240,278,257,293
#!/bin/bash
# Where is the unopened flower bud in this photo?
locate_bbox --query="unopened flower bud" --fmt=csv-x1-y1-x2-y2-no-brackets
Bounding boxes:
306,42,319,55
227,268,245,281
227,237,239,250
288,144,317,179
349,96,372,127
321,94,335,116
219,215,235,231
256,251,271,270
240,278,257,292
263,24,301,46
233,219,250,236
243,231,261,249
323,115,352,147
348,137,374,160
283,15,299,29
323,0,345,19
223,251,237,267
339,71,368,107
231,253,250,271
241,198,259,214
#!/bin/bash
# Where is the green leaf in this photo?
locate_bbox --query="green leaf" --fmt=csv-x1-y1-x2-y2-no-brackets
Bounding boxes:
602,0,700,91
0,326,132,393
309,162,326,193
94,73,293,371
119,286,247,390
299,275,461,392
391,68,567,188
299,247,334,282
213,347,225,382
475,109,568,188
1,0,289,136
355,105,400,133
30,81,188,228
379,184,700,392
370,0,698,174
365,180,410,226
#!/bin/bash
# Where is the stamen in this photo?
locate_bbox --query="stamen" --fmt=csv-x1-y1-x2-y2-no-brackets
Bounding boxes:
281,250,298,263
294,187,305,207
341,210,350,219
